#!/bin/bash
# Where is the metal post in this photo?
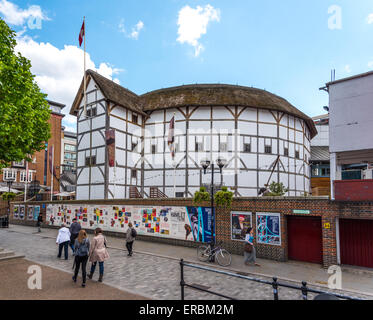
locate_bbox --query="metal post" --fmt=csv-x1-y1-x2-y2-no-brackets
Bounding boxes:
180,259,185,300
272,277,279,300
301,281,308,300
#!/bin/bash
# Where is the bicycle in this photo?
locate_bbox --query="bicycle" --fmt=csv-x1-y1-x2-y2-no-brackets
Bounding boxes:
197,241,232,267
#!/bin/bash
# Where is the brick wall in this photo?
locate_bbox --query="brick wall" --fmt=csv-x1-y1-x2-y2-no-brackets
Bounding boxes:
9,197,373,268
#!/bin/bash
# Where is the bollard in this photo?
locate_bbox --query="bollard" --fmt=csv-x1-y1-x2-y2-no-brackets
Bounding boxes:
301,281,308,300
180,259,185,300
272,277,279,300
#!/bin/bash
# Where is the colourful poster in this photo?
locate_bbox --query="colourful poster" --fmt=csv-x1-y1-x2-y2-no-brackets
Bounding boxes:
45,204,214,243
27,206,34,220
231,212,252,241
19,205,25,220
33,206,40,221
256,213,281,246
13,205,19,219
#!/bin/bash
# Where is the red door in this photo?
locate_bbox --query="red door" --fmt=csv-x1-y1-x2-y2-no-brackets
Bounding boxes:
287,216,323,264
339,219,373,268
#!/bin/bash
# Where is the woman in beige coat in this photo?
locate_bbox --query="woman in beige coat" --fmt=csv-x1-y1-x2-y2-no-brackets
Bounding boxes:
87,228,109,282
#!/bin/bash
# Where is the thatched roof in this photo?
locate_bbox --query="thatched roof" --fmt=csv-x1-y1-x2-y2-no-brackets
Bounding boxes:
70,69,145,116
140,84,317,138
69,71,317,138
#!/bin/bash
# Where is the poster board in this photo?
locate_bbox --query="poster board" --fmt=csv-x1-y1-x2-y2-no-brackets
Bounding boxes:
19,205,25,220
13,205,19,219
231,211,252,241
33,206,40,221
46,204,214,243
27,206,34,220
256,212,281,246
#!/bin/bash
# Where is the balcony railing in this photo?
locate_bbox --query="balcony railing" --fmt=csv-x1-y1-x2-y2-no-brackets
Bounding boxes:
334,179,373,201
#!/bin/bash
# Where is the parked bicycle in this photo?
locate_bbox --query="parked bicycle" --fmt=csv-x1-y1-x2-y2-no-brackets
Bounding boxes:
197,241,232,267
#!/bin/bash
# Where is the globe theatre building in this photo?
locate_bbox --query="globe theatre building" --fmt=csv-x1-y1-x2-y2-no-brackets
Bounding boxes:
70,70,317,200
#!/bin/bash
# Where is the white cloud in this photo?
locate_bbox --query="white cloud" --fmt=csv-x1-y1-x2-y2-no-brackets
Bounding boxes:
119,18,126,33
177,4,220,57
15,36,123,132
119,19,144,39
130,20,144,39
368,61,373,69
344,64,351,73
0,0,49,25
367,14,373,24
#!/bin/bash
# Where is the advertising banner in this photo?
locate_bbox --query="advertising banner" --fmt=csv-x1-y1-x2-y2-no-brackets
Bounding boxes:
46,204,214,243
27,206,34,220
231,211,252,241
33,206,40,221
19,205,25,220
106,129,116,167
256,212,281,246
13,205,19,219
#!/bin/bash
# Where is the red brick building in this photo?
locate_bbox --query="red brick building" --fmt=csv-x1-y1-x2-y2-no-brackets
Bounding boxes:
0,100,65,198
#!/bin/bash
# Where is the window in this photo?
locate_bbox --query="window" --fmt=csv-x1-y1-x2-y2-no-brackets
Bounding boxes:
131,169,137,179
295,150,300,159
243,143,251,153
3,170,16,181
12,160,25,167
65,144,76,152
312,167,319,177
20,171,32,183
132,142,138,152
175,192,184,198
284,147,289,157
86,107,97,118
195,142,203,152
152,145,156,155
132,113,138,124
220,142,228,152
85,156,96,166
264,145,272,154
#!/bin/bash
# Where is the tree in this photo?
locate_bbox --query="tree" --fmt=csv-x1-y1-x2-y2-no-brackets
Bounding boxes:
0,18,51,170
264,182,289,197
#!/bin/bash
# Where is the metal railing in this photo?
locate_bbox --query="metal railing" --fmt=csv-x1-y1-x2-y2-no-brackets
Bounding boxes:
180,259,364,300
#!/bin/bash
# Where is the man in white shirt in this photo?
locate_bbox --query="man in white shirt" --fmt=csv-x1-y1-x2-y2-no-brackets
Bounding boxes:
56,224,71,260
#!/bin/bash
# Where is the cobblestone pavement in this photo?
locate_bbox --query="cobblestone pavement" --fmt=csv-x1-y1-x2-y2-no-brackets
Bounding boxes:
0,228,370,300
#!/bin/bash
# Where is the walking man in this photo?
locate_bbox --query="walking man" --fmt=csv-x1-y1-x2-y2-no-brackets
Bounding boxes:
69,218,81,252
36,213,43,233
126,222,137,256
56,224,71,260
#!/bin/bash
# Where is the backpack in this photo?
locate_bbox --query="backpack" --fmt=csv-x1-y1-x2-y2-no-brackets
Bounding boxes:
131,228,137,238
75,239,89,256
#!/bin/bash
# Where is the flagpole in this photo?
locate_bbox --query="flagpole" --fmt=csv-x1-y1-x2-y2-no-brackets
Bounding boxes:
83,16,87,118
173,112,176,197
24,160,28,202
50,146,54,201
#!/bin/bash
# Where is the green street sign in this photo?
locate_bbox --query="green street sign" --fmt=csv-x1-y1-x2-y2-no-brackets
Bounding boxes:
293,209,311,214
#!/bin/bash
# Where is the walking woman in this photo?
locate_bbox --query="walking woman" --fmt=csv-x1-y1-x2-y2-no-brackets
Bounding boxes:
72,230,90,287
88,228,109,282
244,227,260,267
126,222,137,256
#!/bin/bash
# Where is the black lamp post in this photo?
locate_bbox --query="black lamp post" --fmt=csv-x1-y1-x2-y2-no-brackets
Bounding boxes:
200,157,227,250
5,178,15,220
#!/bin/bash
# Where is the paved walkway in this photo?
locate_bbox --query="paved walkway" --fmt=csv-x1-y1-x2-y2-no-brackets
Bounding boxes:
0,224,372,300
0,258,147,300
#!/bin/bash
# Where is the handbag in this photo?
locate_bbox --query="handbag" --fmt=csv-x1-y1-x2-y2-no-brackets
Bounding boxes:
244,242,253,253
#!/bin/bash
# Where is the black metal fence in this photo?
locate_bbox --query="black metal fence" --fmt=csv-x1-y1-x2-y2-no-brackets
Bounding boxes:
180,259,364,300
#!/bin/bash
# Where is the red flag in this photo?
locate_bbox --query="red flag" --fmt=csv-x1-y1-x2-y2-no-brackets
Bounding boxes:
79,20,85,47
168,116,175,158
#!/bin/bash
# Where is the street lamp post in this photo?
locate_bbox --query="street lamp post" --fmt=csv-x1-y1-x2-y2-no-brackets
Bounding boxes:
200,158,227,254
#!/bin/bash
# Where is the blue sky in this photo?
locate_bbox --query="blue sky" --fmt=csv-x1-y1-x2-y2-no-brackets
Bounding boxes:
2,0,373,131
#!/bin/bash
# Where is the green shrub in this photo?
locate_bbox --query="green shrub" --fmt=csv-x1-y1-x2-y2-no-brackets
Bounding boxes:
193,187,210,205
214,186,233,208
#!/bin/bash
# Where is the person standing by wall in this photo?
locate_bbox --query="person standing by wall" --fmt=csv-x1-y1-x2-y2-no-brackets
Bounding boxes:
36,213,43,233
243,227,260,267
69,218,81,252
126,222,137,256
88,228,109,282
72,230,90,288
56,224,71,260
